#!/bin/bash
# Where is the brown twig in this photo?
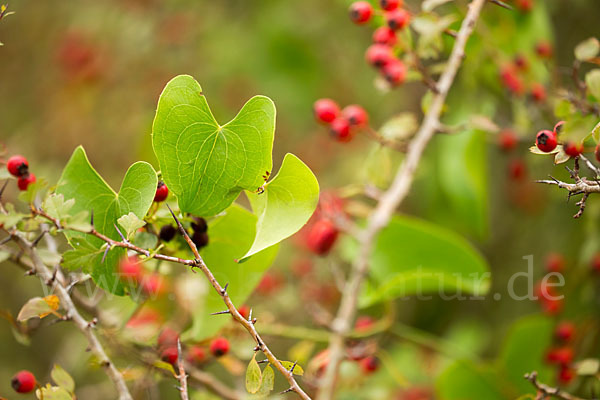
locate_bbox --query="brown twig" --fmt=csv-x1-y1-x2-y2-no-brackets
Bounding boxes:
524,371,586,400
176,339,189,400
186,366,242,400
5,231,133,400
316,0,488,398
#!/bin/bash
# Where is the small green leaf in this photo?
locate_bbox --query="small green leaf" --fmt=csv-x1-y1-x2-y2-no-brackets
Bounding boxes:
575,37,600,62
0,203,26,228
379,113,418,141
575,358,600,376
255,365,275,397
241,153,319,261
279,361,304,376
152,75,275,217
17,297,54,321
43,194,75,223
153,360,176,376
117,212,146,240
585,69,600,99
246,355,262,394
51,364,75,393
18,177,48,204
133,231,158,249
36,385,72,400
61,238,104,272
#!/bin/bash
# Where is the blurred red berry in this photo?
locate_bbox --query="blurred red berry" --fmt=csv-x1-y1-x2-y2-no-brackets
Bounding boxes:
535,130,557,152
545,253,565,273
595,144,600,163
372,27,397,46
291,258,313,278
535,41,553,58
360,356,380,373
154,180,169,202
508,159,526,180
516,0,533,12
17,173,36,191
313,99,340,124
386,9,410,30
355,316,375,332
514,54,528,71
161,346,179,365
11,370,36,393
382,59,407,86
330,117,353,142
349,2,373,24
6,155,29,177
342,105,369,127
555,321,575,343
256,273,283,296
558,365,575,385
237,304,250,320
380,0,402,11
365,44,394,68
499,130,518,151
307,219,339,256
158,327,180,349
554,121,565,134
564,142,583,158
141,274,167,297
530,83,546,102
210,337,230,357
119,256,144,283
187,345,207,365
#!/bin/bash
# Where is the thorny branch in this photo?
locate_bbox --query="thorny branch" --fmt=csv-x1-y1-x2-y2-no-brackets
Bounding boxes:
28,203,311,399
524,371,586,400
317,0,489,398
536,155,600,218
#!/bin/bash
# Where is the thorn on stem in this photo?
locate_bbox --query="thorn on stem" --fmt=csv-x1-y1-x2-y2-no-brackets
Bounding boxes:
210,310,231,316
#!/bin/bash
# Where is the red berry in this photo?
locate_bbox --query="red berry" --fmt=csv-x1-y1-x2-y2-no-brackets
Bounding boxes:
379,0,402,11
558,366,575,385
508,159,526,181
237,304,250,320
530,83,546,102
313,99,340,124
355,316,375,332
555,321,575,343
365,44,394,68
535,41,553,58
514,54,528,71
595,144,600,163
535,130,557,152
546,253,565,273
141,274,167,297
386,9,410,30
499,129,518,151
360,356,380,373
516,0,533,12
6,155,29,177
119,256,143,283
291,258,313,277
382,59,406,86
500,65,525,95
591,253,600,272
256,273,283,296
349,1,373,24
186,345,207,365
154,180,169,202
17,173,36,191
372,27,397,46
554,121,565,135
564,142,583,158
158,327,180,349
11,370,36,393
307,219,339,256
342,105,369,127
330,117,353,142
161,346,179,365
210,337,230,357
546,347,574,366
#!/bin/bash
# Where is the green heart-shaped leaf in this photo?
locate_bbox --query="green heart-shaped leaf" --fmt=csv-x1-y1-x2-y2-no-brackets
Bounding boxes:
152,75,275,217
57,146,157,294
241,153,319,261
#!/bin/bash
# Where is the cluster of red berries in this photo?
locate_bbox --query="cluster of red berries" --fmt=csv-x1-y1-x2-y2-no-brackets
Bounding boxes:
534,121,597,160
349,0,410,86
157,327,230,367
313,99,369,142
11,370,36,393
119,256,167,297
545,321,577,384
499,56,546,101
6,155,36,191
496,129,529,181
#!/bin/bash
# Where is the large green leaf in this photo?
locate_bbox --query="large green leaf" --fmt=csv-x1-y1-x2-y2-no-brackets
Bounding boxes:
56,146,157,294
241,153,319,261
187,204,278,340
360,216,490,307
152,75,275,217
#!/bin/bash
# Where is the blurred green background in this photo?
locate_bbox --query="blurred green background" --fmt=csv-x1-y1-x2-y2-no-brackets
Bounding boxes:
1,0,600,399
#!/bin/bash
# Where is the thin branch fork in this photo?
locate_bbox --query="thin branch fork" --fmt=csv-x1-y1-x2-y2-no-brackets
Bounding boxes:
317,0,489,398
524,371,586,400
6,231,133,400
